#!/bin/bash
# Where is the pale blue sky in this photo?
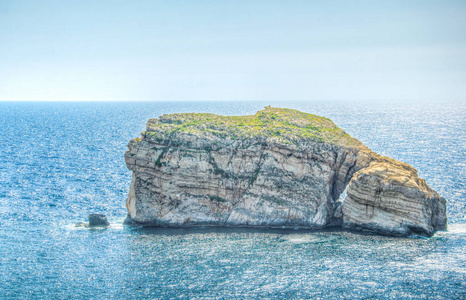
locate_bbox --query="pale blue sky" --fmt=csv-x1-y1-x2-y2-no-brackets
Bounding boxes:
1,0,465,101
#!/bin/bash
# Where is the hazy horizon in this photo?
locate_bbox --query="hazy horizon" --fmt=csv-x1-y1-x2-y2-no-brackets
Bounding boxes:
1,1,465,102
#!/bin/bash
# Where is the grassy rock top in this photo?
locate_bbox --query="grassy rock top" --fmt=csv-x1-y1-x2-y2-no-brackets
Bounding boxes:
144,106,366,149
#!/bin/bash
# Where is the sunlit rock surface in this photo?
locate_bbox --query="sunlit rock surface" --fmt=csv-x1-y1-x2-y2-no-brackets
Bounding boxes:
124,107,447,236
342,160,447,236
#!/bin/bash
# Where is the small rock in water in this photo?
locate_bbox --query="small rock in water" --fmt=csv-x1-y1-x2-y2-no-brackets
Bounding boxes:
88,214,110,226
74,222,88,228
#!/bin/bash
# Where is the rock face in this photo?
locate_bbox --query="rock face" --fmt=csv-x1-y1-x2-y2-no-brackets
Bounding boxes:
124,107,447,236
342,161,447,236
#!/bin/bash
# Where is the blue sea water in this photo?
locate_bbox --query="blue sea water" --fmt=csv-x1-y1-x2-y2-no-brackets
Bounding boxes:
0,101,465,299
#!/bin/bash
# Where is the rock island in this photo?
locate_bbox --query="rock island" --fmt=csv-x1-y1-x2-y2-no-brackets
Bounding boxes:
124,107,447,236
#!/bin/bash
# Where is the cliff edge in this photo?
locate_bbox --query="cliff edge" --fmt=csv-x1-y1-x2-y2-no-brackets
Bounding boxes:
124,107,447,236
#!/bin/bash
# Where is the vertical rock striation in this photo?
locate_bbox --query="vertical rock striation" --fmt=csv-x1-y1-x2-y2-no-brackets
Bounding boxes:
124,107,447,236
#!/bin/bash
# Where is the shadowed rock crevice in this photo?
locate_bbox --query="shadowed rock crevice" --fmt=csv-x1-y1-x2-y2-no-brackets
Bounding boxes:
125,107,447,236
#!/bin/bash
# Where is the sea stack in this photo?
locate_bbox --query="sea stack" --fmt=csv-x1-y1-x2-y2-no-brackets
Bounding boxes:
124,107,447,237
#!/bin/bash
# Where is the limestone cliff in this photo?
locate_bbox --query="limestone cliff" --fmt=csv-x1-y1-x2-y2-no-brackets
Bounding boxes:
342,160,447,236
124,107,447,236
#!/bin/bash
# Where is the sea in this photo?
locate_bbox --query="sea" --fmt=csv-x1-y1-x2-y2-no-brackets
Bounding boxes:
0,101,465,299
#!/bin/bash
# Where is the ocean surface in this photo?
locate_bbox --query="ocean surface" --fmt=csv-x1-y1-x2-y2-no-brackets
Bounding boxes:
0,101,465,299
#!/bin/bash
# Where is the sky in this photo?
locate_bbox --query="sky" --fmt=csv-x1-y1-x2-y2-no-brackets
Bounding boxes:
0,0,465,101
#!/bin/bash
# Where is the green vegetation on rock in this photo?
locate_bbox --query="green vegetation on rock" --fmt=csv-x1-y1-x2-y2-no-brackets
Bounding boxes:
144,106,363,148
